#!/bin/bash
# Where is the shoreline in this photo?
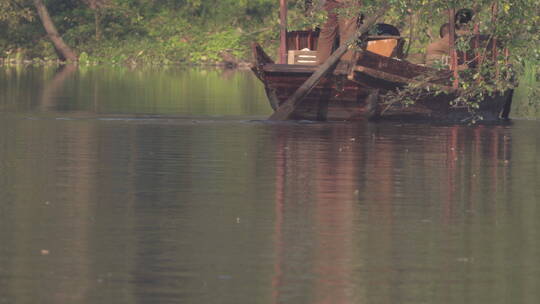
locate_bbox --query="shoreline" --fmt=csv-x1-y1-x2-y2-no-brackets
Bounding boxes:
0,57,254,69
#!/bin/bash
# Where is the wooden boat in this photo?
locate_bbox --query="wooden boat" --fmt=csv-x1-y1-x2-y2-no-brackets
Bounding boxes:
252,40,513,122
251,4,513,123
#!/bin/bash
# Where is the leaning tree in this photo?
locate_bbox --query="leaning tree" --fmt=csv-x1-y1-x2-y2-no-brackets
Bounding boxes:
33,0,78,61
1,0,77,61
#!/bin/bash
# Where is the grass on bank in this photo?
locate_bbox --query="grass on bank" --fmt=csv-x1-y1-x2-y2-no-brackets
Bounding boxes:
513,60,540,118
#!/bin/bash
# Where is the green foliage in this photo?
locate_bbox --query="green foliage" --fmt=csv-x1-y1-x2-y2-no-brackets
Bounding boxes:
353,0,539,121
0,1,34,25
513,59,540,118
0,0,539,76
287,1,327,31
0,0,282,65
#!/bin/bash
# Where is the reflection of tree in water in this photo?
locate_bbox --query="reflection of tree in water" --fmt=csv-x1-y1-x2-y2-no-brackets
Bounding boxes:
270,123,515,304
39,64,77,111
444,125,512,221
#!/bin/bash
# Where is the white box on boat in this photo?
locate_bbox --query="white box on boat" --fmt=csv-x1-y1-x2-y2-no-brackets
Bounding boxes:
287,50,318,65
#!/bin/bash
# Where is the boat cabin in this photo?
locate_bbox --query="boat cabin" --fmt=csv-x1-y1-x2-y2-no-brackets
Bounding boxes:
284,24,405,65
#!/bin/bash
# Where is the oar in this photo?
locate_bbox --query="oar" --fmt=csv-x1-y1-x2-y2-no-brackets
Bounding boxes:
269,3,390,121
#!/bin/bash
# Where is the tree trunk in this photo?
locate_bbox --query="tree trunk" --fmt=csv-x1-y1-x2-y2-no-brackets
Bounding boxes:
33,0,78,61
279,0,287,64
95,9,102,41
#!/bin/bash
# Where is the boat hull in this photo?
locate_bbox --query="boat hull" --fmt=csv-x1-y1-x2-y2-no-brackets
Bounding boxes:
252,44,513,122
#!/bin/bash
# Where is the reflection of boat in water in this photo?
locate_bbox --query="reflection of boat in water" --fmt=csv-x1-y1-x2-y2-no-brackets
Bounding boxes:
270,123,513,303
252,39,513,122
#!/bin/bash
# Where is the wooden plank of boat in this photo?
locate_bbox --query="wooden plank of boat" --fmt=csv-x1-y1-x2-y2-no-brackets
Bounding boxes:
353,50,448,81
352,65,456,93
263,64,317,74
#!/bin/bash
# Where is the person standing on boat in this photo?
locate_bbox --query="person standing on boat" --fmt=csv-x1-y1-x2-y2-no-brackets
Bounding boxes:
316,0,362,65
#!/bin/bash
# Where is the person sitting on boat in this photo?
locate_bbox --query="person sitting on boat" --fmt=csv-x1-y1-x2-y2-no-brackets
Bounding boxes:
316,0,361,66
425,9,474,68
425,23,452,67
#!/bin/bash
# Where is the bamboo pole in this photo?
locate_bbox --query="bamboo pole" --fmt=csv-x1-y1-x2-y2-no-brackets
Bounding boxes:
279,0,288,64
405,11,415,57
474,23,480,64
491,1,500,79
472,3,480,66
448,8,459,89
491,1,498,61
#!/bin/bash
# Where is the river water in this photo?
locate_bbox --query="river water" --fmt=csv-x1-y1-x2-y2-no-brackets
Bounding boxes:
1,66,539,304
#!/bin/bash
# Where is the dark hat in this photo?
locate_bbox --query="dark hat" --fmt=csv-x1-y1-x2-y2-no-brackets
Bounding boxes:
455,8,474,24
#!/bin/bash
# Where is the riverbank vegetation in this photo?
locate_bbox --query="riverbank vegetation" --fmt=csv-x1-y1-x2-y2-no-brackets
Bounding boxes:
0,1,536,65
0,0,283,65
0,1,538,103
